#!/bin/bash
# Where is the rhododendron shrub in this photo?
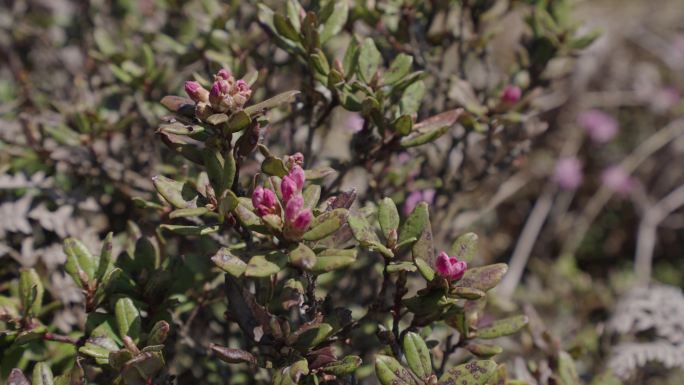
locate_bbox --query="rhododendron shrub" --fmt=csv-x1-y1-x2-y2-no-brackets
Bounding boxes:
1,0,600,384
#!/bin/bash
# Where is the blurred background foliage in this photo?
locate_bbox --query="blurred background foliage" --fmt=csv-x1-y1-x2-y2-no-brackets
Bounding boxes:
1,0,684,384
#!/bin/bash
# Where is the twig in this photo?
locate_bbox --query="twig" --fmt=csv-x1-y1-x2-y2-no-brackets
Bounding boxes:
635,183,684,283
497,186,556,299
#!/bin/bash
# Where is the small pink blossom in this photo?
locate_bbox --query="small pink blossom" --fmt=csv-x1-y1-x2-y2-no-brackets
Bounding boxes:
578,109,619,144
292,210,312,231
289,165,305,190
252,186,277,216
285,195,311,231
216,68,232,80
435,251,467,281
553,157,583,190
289,152,304,166
184,81,208,103
501,85,522,104
403,189,436,216
601,166,635,197
281,175,298,204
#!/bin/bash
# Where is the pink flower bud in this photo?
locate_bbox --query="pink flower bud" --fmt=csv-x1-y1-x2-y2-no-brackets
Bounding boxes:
435,251,467,281
235,79,250,94
252,186,264,207
292,210,312,231
185,81,209,103
252,186,277,216
285,195,304,222
216,68,232,80
290,152,304,166
601,165,635,197
501,85,522,104
553,157,583,190
288,165,305,190
578,109,618,144
281,176,298,204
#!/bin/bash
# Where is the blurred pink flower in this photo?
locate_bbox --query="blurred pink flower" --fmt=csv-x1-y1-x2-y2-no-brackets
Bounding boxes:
403,189,436,216
553,157,583,190
345,113,364,133
601,166,635,197
578,109,619,144
501,85,522,104
435,251,467,281
651,87,680,112
184,81,208,103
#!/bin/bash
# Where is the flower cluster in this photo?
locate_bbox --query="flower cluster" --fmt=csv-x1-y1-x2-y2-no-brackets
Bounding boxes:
251,153,312,240
435,251,468,281
184,68,252,119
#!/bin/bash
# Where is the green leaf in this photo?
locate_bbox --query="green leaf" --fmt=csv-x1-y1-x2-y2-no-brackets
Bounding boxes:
159,224,219,236
300,11,320,51
392,115,413,136
19,268,43,317
211,344,257,365
310,49,330,76
403,332,432,380
312,248,358,273
274,13,301,42
437,360,497,385
227,110,252,132
450,286,485,300
400,80,425,116
147,321,170,346
348,212,393,258
160,95,194,113
319,1,348,44
302,184,321,209
244,91,300,117
385,54,413,85
292,323,333,350
289,243,317,270
286,0,303,31
157,122,204,136
476,315,528,339
375,355,419,385
303,208,347,241
245,255,281,277
358,38,382,83
96,232,114,281
322,355,362,375
399,202,428,244
152,175,196,209
63,238,96,287
115,297,141,341
79,336,118,364
262,156,289,177
203,148,234,196
386,261,417,273
558,351,581,385
32,362,54,385
378,197,400,240
414,258,435,281
343,37,360,77
449,233,478,264
453,263,508,292
464,343,502,358
206,113,229,125
169,207,210,219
